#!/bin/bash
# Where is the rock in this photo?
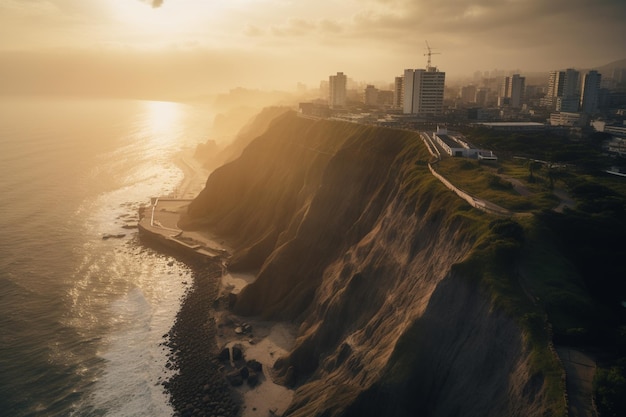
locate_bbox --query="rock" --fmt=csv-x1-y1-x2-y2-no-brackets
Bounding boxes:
102,233,126,240
218,347,230,362
232,345,243,361
246,359,262,373
226,370,243,386
247,371,259,387
227,292,237,309
285,366,297,387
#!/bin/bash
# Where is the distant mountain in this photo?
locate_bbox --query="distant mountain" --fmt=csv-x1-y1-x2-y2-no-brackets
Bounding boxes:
596,58,626,77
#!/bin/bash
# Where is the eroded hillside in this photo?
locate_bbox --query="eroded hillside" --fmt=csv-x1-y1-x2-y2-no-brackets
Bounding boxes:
182,111,565,416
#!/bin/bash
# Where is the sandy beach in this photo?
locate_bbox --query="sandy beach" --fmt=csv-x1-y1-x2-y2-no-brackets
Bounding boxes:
144,149,296,417
217,272,297,417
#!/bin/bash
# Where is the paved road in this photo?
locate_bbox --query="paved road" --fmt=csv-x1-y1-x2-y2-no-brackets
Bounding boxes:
556,347,597,417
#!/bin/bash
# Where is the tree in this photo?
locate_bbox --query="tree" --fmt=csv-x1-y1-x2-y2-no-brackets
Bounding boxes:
594,362,626,417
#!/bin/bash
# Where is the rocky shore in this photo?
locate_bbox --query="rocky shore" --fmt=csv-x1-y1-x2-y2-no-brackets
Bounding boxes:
139,149,295,417
161,258,241,417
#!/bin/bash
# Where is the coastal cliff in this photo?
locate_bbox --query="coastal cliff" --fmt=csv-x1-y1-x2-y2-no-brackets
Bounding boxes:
182,111,564,416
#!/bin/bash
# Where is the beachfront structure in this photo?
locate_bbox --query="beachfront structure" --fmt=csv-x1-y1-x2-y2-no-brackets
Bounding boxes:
403,67,445,116
329,72,347,109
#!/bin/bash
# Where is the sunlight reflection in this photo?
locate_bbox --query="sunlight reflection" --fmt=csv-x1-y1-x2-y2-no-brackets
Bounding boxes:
143,101,183,144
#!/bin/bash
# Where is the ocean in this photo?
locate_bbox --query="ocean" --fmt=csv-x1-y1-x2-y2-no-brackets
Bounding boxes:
0,96,215,416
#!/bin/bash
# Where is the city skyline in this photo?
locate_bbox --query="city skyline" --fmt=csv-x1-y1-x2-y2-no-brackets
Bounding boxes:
1,0,625,98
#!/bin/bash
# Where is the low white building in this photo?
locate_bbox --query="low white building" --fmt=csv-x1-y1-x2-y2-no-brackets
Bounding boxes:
550,112,588,127
432,126,497,160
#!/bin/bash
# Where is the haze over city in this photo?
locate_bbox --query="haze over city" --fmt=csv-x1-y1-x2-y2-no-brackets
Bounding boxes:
1,0,625,99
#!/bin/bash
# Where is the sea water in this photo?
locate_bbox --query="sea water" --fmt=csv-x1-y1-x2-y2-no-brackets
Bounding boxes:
0,96,214,416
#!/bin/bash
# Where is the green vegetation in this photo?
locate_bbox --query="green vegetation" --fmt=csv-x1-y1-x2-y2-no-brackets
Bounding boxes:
452,217,568,416
462,127,611,172
434,157,559,212
594,360,626,417
442,127,626,414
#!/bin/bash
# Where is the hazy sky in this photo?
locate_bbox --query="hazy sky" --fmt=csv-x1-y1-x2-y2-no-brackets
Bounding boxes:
1,0,625,98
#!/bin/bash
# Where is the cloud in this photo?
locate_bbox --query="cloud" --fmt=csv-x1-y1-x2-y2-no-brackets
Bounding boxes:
271,18,317,37
245,25,264,37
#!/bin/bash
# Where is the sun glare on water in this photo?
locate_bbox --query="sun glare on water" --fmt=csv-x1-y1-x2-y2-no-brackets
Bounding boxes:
143,101,183,144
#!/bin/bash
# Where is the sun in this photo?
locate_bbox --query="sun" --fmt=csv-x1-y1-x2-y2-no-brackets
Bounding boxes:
107,0,223,47
110,0,185,37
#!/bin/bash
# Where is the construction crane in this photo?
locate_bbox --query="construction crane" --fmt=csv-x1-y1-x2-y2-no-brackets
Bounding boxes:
424,40,441,70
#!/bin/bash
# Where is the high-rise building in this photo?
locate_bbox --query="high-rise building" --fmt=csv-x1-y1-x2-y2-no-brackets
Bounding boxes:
580,70,602,114
562,68,580,98
475,88,489,106
500,76,511,100
498,74,525,108
509,74,525,108
393,76,404,109
329,72,347,109
546,68,580,112
546,70,564,107
460,85,477,104
364,85,378,106
403,67,445,115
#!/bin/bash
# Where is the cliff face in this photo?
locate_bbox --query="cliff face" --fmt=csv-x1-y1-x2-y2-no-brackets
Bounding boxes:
184,111,559,416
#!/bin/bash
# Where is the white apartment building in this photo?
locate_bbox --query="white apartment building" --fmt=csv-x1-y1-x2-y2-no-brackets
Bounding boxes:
329,72,347,109
403,67,445,115
545,68,580,111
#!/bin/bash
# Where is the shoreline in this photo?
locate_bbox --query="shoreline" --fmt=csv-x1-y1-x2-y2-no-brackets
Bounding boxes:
139,150,296,417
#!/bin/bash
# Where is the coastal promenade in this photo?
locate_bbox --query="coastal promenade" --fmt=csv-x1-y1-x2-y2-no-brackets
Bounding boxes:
138,197,230,262
138,148,231,262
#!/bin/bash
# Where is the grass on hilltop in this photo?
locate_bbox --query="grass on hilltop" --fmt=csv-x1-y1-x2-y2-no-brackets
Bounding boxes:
434,157,559,212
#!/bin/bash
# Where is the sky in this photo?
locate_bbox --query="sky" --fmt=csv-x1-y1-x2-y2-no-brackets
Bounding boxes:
1,0,625,99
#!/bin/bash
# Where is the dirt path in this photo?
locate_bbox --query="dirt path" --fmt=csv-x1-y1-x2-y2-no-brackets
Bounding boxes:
553,187,576,213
